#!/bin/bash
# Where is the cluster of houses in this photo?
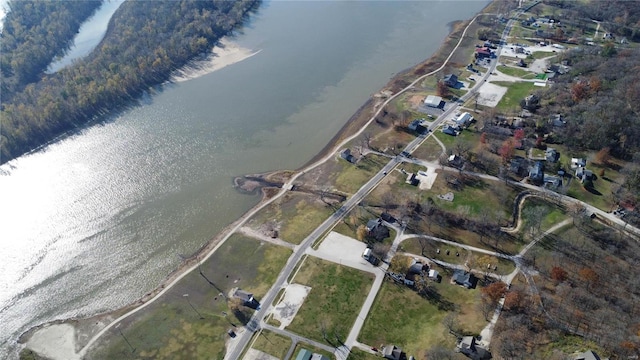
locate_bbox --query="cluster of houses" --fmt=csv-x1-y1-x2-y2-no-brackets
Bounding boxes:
442,112,474,136
524,147,595,188
386,258,439,287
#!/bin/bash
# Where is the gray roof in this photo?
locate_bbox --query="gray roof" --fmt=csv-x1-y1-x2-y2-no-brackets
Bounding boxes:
366,218,382,232
574,350,601,360
233,289,254,302
295,348,313,360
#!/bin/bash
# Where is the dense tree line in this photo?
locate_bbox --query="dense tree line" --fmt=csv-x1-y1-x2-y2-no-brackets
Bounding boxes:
545,0,640,42
0,0,102,98
0,0,259,163
538,46,640,159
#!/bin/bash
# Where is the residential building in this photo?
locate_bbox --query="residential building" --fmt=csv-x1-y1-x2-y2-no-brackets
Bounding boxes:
340,148,355,163
529,161,544,184
452,270,476,289
233,289,259,309
442,126,459,136
573,350,602,360
382,344,403,360
457,336,492,360
545,148,559,163
454,112,473,128
571,158,586,169
443,74,458,87
475,47,491,59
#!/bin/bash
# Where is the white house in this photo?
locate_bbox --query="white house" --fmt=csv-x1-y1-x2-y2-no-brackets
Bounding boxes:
454,112,473,127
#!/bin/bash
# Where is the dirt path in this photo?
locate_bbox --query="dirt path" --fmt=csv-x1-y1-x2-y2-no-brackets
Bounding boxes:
238,227,297,250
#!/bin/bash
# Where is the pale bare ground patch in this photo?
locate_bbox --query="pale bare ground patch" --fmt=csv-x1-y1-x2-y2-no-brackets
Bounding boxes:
417,167,438,190
271,284,311,329
25,324,76,360
315,231,368,263
171,39,262,82
477,82,509,107
243,348,280,360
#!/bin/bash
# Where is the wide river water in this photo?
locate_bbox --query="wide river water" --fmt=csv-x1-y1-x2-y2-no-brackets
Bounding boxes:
0,0,488,357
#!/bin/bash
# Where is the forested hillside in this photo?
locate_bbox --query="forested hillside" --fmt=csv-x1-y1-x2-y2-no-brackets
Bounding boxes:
0,0,259,164
0,0,102,98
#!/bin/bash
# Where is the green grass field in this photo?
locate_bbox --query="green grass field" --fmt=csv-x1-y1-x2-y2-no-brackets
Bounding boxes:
412,136,445,161
335,154,389,194
288,257,374,346
358,277,485,358
492,81,537,111
250,330,292,359
347,348,380,360
497,65,536,79
92,235,292,360
528,51,558,60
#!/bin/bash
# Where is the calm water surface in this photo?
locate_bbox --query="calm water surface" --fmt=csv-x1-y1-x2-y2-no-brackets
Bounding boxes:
0,1,488,356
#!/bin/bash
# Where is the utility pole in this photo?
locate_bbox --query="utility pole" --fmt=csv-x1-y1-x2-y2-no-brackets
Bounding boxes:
115,324,135,353
183,294,204,319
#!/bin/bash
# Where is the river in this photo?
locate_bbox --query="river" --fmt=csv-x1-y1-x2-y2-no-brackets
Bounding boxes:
0,0,488,357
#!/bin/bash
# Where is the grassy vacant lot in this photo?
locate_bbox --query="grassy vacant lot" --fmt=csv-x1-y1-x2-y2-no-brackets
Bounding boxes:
92,235,291,360
433,128,479,150
528,51,557,60
288,257,373,346
412,135,444,161
249,192,333,245
347,348,379,360
335,154,389,194
250,330,292,359
358,275,485,358
492,81,537,111
497,65,536,79
566,175,616,212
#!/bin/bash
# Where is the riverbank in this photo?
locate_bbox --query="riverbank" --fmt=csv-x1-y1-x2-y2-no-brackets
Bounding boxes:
19,1,499,358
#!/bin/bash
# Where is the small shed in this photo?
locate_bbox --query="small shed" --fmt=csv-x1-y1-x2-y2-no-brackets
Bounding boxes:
428,269,440,281
406,173,419,186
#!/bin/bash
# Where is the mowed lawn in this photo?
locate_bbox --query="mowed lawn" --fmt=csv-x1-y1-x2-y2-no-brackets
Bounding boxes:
358,279,485,358
91,235,291,360
287,257,374,345
492,81,537,111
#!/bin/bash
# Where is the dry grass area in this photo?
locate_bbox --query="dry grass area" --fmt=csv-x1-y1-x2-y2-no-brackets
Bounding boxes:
89,235,292,360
